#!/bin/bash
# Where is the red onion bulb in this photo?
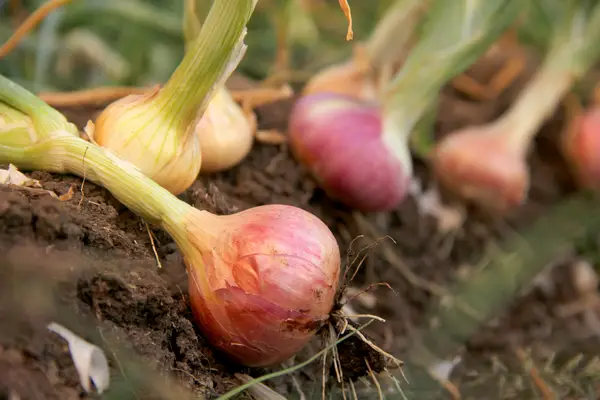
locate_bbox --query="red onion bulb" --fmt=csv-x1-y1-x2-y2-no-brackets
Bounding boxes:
433,125,529,211
288,93,412,211
563,105,600,188
184,204,340,367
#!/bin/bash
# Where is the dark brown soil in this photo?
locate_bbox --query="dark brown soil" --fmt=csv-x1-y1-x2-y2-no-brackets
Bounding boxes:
0,69,599,399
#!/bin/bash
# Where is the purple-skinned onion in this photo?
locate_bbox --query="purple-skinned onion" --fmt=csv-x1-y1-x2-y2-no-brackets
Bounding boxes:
288,92,412,211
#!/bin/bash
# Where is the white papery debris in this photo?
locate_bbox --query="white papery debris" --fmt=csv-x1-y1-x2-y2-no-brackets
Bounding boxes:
47,322,110,394
340,302,359,322
409,179,465,234
0,164,74,200
0,164,41,187
235,373,287,400
429,356,461,381
571,259,599,295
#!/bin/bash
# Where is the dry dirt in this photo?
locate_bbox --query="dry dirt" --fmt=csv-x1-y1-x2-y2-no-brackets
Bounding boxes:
0,70,599,399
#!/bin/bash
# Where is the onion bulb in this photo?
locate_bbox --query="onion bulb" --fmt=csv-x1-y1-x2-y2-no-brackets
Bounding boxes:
433,67,574,211
288,93,412,211
181,205,340,366
562,105,600,189
433,0,600,212
0,73,341,367
194,88,255,174
302,0,427,101
181,0,255,174
291,0,522,211
91,86,202,195
433,124,529,211
0,82,342,368
90,0,255,194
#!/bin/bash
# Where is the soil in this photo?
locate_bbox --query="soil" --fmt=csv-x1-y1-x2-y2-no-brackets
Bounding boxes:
0,68,599,400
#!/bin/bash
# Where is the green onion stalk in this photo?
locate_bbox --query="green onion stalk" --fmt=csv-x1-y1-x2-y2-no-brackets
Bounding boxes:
89,0,255,195
433,0,600,212
302,0,430,101
181,0,258,174
0,73,342,367
287,0,523,212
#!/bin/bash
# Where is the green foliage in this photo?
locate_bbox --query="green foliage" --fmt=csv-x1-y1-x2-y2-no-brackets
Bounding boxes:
0,0,382,91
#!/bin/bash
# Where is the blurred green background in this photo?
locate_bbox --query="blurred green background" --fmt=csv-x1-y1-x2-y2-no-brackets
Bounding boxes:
0,0,396,93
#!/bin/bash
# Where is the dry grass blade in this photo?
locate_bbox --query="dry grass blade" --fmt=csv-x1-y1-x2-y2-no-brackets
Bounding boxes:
37,84,291,109
515,348,556,400
365,359,383,400
400,193,600,398
353,212,448,296
337,0,353,40
216,320,375,400
0,0,73,58
234,374,286,400
329,324,344,383
349,378,358,400
38,86,151,107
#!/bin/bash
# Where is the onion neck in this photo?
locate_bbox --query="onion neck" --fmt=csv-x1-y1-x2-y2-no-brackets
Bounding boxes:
0,75,217,291
151,0,256,134
495,66,572,155
182,0,202,50
380,53,443,146
0,134,191,227
495,3,600,153
493,40,587,155
380,112,414,177
379,61,434,175
0,132,221,299
0,75,78,137
365,0,427,70
379,0,523,146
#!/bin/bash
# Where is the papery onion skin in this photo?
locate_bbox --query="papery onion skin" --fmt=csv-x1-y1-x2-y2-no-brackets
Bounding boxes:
563,106,600,189
196,89,255,173
288,93,410,211
186,205,340,367
433,127,529,211
93,88,201,195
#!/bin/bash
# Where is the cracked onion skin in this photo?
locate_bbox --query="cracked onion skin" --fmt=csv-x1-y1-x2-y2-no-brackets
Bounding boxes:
288,93,410,211
563,106,600,189
433,126,529,211
186,205,340,367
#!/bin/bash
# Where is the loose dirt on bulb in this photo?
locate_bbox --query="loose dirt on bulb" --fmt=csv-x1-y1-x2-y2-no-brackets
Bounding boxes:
0,77,599,399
